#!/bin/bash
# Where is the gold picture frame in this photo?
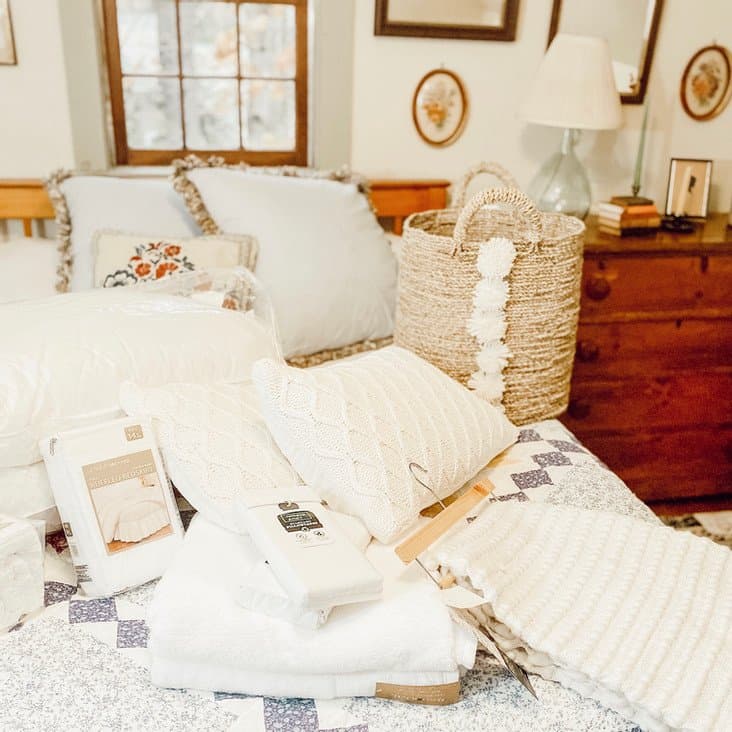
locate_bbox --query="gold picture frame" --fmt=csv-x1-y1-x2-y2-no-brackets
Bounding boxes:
680,44,732,121
0,0,16,66
412,69,468,147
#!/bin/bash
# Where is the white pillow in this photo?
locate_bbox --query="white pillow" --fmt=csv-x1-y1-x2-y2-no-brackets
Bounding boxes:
0,463,60,531
0,288,277,468
47,174,199,291
182,167,397,358
0,238,58,304
253,346,518,542
119,381,300,534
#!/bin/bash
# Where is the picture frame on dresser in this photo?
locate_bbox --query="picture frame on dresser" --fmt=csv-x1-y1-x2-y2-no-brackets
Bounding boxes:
664,158,713,219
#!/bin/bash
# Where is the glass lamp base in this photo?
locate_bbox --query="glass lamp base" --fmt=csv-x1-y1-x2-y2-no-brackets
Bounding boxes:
527,128,591,219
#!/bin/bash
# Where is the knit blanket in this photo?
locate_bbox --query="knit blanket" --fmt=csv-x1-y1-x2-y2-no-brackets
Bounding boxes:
428,501,732,732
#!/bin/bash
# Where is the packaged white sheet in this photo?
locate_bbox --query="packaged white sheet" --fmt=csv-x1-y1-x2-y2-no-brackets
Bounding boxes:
39,417,184,596
0,514,45,632
241,486,382,610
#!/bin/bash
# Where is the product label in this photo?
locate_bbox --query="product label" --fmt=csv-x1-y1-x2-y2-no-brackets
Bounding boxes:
124,424,144,442
375,681,461,706
277,509,332,548
82,449,172,555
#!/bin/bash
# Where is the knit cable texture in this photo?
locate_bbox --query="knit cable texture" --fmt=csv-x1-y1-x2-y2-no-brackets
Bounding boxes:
429,501,732,732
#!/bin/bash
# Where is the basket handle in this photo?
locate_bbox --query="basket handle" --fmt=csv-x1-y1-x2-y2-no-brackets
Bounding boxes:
451,162,519,209
452,187,542,256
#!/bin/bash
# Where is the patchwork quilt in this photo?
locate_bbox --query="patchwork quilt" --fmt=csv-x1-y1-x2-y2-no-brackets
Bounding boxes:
0,420,649,732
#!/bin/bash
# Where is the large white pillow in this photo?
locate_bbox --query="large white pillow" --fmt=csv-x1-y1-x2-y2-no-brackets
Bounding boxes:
46,173,199,292
0,288,277,468
178,165,397,358
0,238,58,304
0,463,60,531
119,381,300,534
253,346,518,542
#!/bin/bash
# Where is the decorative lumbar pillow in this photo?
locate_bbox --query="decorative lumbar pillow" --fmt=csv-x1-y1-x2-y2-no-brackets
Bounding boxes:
92,231,257,289
252,346,518,543
172,156,397,361
45,171,200,292
0,287,278,468
119,381,301,534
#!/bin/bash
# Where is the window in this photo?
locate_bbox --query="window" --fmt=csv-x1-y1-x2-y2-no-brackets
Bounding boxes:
102,0,308,165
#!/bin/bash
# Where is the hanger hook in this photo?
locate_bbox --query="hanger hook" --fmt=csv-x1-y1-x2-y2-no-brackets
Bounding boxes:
408,462,447,510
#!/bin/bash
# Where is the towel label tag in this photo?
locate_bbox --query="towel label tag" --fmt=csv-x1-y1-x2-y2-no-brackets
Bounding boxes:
375,681,460,706
277,509,333,548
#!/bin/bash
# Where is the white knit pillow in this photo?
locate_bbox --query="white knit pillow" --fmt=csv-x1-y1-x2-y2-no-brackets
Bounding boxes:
119,381,300,534
253,346,518,542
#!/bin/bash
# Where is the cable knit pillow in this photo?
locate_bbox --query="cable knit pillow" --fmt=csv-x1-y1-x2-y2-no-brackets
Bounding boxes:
252,346,518,542
119,381,300,534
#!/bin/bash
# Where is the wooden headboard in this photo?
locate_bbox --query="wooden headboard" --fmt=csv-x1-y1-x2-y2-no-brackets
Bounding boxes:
0,178,450,237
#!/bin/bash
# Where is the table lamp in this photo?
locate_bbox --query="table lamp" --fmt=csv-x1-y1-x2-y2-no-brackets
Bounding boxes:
522,34,622,218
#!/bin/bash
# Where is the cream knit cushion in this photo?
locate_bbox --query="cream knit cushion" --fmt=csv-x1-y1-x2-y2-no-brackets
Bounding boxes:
429,501,732,732
119,381,300,534
253,346,518,543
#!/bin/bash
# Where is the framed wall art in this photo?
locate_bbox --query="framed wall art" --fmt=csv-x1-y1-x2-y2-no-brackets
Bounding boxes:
412,69,468,147
375,0,519,42
680,44,732,121
0,0,16,66
664,158,713,219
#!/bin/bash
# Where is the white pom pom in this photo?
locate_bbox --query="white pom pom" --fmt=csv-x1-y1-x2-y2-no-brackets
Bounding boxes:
474,279,509,311
468,371,505,403
476,238,516,278
467,312,507,342
475,342,511,372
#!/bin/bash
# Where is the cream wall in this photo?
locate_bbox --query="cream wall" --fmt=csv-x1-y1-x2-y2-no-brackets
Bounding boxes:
350,0,732,211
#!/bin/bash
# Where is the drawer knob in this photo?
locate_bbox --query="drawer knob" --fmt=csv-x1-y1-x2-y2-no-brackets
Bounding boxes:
585,275,611,301
568,398,591,420
577,340,600,363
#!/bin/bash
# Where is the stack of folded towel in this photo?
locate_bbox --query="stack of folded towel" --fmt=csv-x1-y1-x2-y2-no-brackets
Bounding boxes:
147,515,476,699
428,501,732,732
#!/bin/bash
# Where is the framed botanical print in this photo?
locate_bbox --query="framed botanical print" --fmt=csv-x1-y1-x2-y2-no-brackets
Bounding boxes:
0,0,16,66
412,69,468,146
375,0,519,42
680,45,732,121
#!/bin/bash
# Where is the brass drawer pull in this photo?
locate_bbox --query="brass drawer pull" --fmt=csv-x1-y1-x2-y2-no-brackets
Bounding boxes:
585,275,611,301
577,340,600,362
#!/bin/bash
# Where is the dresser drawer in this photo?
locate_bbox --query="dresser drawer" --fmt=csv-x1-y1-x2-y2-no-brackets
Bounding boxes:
580,255,732,318
563,371,732,430
566,427,732,502
572,318,732,380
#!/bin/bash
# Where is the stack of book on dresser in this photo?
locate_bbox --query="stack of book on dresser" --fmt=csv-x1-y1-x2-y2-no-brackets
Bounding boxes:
597,196,661,236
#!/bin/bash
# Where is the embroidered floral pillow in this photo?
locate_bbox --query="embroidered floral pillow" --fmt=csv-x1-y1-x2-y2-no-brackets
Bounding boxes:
92,231,258,288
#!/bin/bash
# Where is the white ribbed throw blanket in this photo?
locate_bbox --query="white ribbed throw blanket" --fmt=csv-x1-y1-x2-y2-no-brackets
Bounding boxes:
428,502,732,732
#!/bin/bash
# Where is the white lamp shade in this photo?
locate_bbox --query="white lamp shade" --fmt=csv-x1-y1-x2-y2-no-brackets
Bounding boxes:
521,34,623,130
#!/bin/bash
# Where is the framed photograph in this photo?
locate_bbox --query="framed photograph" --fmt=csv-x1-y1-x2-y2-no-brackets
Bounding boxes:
375,0,519,42
0,0,16,66
412,69,468,147
664,158,713,219
680,44,732,121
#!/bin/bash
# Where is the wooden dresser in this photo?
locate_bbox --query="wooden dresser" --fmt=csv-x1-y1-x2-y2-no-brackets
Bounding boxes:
560,214,732,512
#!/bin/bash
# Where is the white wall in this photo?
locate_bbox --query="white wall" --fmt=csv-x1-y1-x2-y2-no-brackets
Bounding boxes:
350,0,732,211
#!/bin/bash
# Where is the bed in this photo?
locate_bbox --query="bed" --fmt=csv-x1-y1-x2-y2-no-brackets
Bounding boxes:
0,175,650,731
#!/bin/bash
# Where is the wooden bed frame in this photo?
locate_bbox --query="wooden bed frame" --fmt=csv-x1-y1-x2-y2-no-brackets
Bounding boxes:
0,178,450,237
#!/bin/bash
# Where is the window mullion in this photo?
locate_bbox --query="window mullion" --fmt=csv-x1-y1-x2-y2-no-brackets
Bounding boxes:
174,0,186,149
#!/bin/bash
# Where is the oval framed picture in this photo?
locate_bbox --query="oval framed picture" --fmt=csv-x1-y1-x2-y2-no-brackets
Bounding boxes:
412,69,468,147
680,44,732,121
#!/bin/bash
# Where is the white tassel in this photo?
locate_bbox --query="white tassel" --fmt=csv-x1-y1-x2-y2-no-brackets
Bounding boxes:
469,237,516,405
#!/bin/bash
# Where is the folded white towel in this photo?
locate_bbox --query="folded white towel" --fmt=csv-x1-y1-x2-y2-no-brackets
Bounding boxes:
0,514,45,632
429,501,732,732
148,516,475,697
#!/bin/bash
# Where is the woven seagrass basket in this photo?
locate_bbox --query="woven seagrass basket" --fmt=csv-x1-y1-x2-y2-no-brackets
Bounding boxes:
395,164,585,425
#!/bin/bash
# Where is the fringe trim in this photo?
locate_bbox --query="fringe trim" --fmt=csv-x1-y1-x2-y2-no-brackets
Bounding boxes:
467,237,516,405
44,168,75,293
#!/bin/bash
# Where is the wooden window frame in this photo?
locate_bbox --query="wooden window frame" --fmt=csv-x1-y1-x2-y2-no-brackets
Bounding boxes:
101,0,308,166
